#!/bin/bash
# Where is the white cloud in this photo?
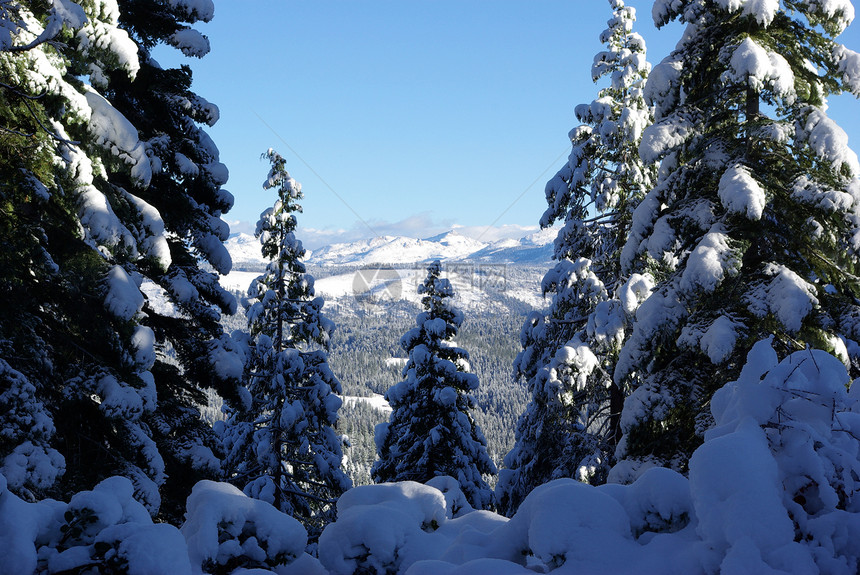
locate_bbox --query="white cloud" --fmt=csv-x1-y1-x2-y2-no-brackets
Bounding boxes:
450,223,540,243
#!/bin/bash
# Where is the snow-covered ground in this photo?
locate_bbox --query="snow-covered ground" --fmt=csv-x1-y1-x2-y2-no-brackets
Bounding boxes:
339,393,392,413
219,265,547,314
5,343,859,574
218,270,260,294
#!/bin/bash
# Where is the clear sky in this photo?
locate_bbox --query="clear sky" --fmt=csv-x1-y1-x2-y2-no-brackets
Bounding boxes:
155,1,860,249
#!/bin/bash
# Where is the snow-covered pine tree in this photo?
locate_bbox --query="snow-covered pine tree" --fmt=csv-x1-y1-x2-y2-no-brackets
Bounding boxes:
0,1,72,502
496,0,654,516
220,150,350,537
106,0,241,523
0,0,238,518
0,0,169,511
373,261,497,510
613,0,860,481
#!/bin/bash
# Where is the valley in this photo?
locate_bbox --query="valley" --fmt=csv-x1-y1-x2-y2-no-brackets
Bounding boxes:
220,228,554,485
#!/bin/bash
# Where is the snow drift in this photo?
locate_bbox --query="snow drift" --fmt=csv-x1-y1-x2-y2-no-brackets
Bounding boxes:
2,342,859,574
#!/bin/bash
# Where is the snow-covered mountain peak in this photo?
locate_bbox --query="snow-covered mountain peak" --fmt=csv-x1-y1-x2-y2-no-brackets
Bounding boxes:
488,237,521,250
225,233,264,267
422,228,480,245
221,228,558,313
225,226,557,270
522,226,558,246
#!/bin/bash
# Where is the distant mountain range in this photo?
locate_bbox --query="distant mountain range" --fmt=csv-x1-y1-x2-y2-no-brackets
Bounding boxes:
226,227,558,270
221,228,558,314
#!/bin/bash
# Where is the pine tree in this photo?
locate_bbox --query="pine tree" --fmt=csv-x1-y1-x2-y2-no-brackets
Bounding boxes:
496,0,654,515
373,261,497,510
220,150,350,537
0,0,166,511
614,0,860,480
107,0,241,523
0,1,72,502
0,0,237,518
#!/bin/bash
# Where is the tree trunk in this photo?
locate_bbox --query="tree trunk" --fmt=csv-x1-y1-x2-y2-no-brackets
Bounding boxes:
608,382,624,447
273,394,284,511
745,81,759,156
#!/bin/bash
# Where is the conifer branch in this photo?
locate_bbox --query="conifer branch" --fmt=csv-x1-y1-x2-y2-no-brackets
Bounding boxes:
0,81,80,145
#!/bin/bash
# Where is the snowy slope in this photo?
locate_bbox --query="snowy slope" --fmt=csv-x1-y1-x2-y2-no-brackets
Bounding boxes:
310,266,547,313
308,231,488,266
223,228,556,270
222,233,264,269
220,229,554,313
219,270,261,294
220,264,547,314
340,393,392,413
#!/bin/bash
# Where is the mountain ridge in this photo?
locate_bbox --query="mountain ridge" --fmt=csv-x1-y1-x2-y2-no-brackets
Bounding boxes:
226,228,557,269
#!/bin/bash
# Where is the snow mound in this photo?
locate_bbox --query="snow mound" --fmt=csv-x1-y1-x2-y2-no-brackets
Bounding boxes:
3,346,859,574
0,476,192,575
318,344,860,574
181,480,320,573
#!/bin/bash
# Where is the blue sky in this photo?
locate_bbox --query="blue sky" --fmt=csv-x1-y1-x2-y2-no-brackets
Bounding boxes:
156,1,860,249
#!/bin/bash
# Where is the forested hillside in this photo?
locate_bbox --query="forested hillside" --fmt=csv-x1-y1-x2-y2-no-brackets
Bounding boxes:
223,278,535,487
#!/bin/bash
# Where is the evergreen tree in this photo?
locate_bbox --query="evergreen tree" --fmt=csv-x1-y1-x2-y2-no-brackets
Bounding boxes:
220,150,350,537
0,0,237,518
0,0,74,502
373,261,497,510
496,0,654,515
108,0,241,523
614,0,860,480
0,0,166,511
